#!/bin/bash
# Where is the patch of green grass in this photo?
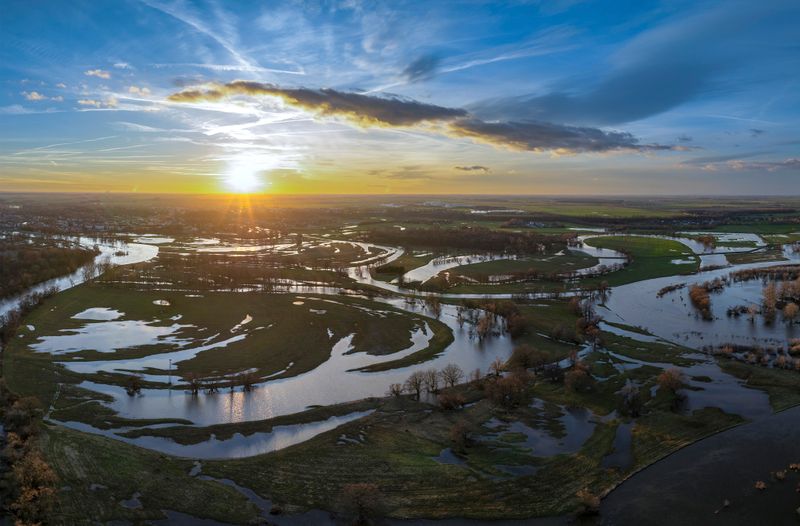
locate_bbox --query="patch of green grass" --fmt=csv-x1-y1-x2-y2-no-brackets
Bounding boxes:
373,251,437,282
200,396,621,519
352,317,454,372
601,333,696,367
9,286,449,386
41,425,260,525
726,247,788,265
582,236,699,286
631,407,743,470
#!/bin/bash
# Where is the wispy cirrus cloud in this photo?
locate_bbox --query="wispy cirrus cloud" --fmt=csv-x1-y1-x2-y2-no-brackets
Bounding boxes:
401,54,441,83
470,2,799,126
153,63,304,75
168,81,674,154
140,0,256,72
726,158,799,171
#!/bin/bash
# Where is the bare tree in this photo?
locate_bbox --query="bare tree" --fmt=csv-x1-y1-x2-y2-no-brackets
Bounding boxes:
422,369,439,393
403,371,426,400
449,420,473,453
784,302,799,324
763,283,778,323
439,363,464,388
489,357,505,377
387,383,403,397
337,483,385,525
187,372,201,396
469,368,482,382
125,375,142,396
657,368,685,394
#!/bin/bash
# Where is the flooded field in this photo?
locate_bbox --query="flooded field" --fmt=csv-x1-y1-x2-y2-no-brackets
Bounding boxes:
3,220,799,524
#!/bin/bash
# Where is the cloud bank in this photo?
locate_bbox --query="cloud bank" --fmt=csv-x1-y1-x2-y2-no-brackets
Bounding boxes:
169,81,672,154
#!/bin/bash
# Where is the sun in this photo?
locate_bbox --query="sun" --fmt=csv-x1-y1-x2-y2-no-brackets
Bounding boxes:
224,162,264,193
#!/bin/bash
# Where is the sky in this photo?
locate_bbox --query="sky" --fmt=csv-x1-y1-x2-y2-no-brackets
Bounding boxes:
0,0,798,195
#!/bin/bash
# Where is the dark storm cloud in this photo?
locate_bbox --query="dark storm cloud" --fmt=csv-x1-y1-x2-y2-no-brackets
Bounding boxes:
454,165,490,173
169,82,675,153
469,2,798,126
401,54,441,82
169,81,466,126
448,119,669,153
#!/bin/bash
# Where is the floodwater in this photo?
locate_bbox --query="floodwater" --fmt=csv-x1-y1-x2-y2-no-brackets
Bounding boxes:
56,410,375,459
72,307,126,321
32,320,193,355
402,254,515,284
9,231,800,469
601,405,800,525
68,304,514,426
483,404,599,457
601,422,634,471
602,245,800,350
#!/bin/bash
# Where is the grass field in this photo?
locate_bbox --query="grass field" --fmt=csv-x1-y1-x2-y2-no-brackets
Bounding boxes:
581,236,699,286
373,250,437,282
40,425,262,525
717,359,800,411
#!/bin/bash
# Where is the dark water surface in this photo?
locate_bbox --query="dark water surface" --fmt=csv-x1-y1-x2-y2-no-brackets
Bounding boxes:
601,405,800,525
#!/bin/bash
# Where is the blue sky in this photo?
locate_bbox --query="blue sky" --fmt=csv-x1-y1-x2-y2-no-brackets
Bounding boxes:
1,0,798,194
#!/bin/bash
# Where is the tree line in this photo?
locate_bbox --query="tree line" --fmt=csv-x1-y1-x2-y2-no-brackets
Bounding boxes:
0,240,97,299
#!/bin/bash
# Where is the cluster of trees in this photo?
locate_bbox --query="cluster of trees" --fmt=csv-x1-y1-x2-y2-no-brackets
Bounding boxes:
125,371,266,398
687,278,725,320
657,283,685,298
0,380,57,525
621,368,686,417
391,363,466,405
714,342,800,370
571,298,604,348
729,265,800,284
657,368,687,411
0,239,97,299
694,234,717,250
1,287,59,345
456,299,529,340
688,285,712,320
725,278,800,325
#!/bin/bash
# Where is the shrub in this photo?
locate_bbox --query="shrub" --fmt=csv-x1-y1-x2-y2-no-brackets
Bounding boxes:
337,483,385,525
438,392,466,410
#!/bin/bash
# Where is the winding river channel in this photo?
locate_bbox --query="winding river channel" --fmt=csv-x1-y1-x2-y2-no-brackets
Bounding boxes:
4,231,800,523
